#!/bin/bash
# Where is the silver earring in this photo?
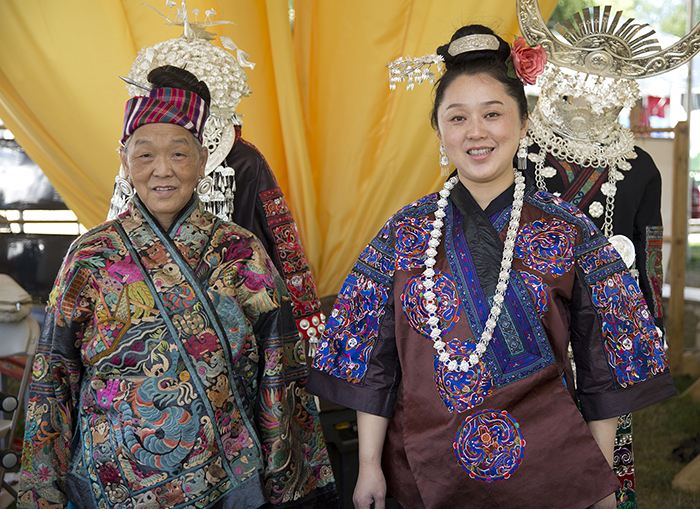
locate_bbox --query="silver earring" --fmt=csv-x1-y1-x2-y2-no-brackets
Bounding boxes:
439,146,450,176
115,175,135,198
196,175,214,197
518,136,529,170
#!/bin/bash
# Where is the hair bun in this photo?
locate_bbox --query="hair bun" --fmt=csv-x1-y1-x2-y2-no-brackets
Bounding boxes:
147,65,211,106
436,25,511,70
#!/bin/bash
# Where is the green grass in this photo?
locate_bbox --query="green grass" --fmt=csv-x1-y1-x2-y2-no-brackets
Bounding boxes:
634,376,700,509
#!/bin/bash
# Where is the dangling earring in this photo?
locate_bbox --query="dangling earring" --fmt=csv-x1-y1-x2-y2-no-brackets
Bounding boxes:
439,146,450,176
517,136,529,170
196,175,214,197
115,174,135,198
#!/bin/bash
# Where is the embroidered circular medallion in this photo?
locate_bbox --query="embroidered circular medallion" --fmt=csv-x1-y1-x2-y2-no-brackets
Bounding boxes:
453,409,526,482
401,271,461,338
515,218,576,276
435,338,493,413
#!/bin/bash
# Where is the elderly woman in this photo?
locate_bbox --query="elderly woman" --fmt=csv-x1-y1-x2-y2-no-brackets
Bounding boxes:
17,66,337,509
307,25,676,509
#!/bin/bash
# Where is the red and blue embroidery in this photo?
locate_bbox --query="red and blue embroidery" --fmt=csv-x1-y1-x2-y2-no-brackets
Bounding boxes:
401,271,461,338
518,271,549,316
434,338,493,413
453,409,526,482
515,218,577,277
395,216,431,270
591,271,667,387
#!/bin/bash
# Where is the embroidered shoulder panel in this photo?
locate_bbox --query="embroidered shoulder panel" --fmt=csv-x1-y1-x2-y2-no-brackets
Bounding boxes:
313,194,437,384
528,190,598,241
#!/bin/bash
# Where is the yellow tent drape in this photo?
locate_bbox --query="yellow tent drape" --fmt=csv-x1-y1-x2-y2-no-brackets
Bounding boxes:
0,0,556,297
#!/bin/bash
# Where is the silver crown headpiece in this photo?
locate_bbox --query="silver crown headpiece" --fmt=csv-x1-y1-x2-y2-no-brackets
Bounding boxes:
535,64,640,142
517,0,700,79
127,1,254,170
109,1,254,221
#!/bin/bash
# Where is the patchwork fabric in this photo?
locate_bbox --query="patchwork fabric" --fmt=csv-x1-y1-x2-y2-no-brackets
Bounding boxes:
260,186,325,344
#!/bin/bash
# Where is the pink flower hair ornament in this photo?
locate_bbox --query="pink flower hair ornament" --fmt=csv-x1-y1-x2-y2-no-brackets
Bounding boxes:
506,37,547,85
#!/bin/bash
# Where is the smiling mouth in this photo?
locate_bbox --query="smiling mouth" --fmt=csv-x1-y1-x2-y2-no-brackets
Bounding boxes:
154,186,176,191
468,148,494,156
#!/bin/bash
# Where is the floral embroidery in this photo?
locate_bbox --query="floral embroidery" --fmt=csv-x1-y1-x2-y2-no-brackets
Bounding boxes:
518,271,549,316
590,272,668,387
434,338,493,413
401,271,461,338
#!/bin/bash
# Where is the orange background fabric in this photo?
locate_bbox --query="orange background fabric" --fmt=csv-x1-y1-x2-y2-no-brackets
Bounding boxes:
0,0,556,296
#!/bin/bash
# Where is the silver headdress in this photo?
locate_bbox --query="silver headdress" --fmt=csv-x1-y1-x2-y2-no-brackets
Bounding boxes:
108,1,255,221
515,0,700,246
517,0,700,79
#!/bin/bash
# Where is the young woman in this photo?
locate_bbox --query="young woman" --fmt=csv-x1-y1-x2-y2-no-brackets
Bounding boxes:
307,25,675,509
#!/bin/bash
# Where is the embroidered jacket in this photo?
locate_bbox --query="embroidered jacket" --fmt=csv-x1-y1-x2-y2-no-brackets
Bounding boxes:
18,197,336,509
227,129,325,346
308,181,675,509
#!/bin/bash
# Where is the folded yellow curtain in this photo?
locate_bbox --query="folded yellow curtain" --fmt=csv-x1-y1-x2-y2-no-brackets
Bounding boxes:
0,0,555,296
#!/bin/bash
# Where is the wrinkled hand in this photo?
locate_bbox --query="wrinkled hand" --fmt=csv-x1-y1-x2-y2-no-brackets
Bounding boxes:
590,492,616,509
353,462,386,509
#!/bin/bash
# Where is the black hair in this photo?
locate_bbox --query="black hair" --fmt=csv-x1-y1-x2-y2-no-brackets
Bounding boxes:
430,25,527,130
147,65,211,106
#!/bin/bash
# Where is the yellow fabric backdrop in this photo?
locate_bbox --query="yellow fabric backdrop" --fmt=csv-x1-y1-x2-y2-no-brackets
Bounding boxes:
0,0,555,296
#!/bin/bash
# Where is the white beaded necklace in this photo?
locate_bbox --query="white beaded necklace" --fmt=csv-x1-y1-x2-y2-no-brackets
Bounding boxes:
424,170,526,372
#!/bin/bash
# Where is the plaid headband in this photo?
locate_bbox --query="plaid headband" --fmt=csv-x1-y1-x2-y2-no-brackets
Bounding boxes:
121,88,209,145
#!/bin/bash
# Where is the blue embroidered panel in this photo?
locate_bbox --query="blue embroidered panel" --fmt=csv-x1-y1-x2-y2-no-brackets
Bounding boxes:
588,268,668,387
445,202,554,389
313,194,438,385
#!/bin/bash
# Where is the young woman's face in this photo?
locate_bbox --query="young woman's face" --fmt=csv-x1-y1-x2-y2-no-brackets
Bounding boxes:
437,73,527,197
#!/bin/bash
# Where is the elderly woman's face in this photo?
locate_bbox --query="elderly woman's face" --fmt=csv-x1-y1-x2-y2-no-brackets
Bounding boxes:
121,123,206,230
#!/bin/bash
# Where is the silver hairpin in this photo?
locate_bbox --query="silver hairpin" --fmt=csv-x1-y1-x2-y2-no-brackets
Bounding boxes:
119,75,151,92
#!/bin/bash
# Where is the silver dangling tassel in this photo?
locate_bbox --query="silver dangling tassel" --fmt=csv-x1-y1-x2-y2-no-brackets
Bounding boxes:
107,166,134,220
439,145,450,176
196,175,214,198
518,136,529,171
